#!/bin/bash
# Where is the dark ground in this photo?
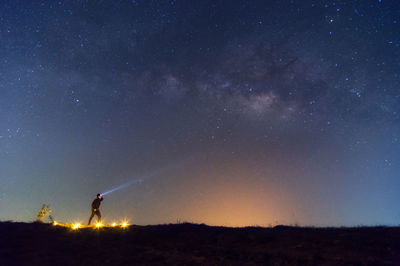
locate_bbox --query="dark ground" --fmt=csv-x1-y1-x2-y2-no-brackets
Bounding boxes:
0,222,399,265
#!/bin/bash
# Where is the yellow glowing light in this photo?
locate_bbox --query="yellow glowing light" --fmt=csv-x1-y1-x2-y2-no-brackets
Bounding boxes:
121,222,128,228
53,221,58,226
95,222,102,228
112,223,117,227
72,223,80,230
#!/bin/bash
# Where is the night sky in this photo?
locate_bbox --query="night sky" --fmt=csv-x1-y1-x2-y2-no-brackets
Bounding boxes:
1,0,400,226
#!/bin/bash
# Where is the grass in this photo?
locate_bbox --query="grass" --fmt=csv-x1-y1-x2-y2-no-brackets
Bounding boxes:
1,221,400,265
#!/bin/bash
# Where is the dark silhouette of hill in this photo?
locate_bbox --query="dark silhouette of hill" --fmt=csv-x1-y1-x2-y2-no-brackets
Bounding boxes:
1,221,399,265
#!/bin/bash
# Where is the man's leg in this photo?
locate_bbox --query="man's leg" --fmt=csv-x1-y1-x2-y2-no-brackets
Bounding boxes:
96,210,102,223
88,211,95,225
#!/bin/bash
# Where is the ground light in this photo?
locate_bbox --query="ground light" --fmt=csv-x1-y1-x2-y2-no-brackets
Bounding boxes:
52,222,130,229
121,221,128,228
72,223,80,230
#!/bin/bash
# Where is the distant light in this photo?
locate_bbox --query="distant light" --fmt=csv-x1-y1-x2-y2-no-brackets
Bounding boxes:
96,222,102,228
112,223,117,227
53,221,57,226
121,222,128,228
72,223,80,230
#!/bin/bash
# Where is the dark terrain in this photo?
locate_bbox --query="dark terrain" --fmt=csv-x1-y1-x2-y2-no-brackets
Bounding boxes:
0,222,399,265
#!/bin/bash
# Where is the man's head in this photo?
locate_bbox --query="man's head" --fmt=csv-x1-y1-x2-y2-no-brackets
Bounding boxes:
97,193,102,199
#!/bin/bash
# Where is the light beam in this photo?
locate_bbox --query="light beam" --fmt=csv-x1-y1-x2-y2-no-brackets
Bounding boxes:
100,156,197,197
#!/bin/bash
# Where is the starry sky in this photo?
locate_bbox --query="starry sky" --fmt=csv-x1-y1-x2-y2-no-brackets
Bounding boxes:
1,0,400,226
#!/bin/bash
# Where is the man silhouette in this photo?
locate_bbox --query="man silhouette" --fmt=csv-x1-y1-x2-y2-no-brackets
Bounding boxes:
88,194,103,225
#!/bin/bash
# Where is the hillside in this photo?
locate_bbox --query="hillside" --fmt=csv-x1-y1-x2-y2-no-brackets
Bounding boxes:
1,222,399,265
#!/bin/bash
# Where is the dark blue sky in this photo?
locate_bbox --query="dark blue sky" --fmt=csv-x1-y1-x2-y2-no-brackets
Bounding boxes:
1,0,400,226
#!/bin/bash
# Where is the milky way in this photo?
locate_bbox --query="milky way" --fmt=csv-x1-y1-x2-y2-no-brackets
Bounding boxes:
1,0,400,226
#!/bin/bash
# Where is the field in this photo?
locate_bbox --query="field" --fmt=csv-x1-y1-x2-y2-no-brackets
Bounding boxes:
1,222,399,265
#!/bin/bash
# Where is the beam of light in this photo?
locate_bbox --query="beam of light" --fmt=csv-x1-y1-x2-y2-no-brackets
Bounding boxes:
100,156,198,197
100,178,144,196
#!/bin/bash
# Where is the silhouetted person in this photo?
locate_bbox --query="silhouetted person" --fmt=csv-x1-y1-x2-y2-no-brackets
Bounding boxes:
88,194,103,225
